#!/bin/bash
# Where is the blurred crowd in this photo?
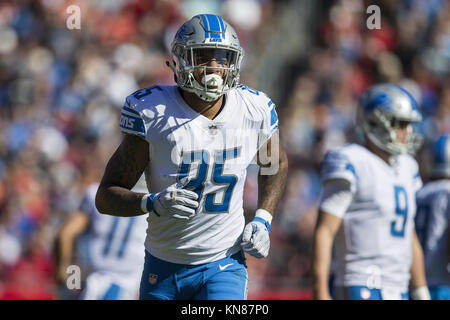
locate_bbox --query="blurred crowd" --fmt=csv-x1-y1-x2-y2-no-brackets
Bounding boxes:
0,0,448,299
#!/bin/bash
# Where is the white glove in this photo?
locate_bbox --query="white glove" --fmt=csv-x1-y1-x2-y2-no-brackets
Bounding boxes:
141,181,199,220
241,209,272,258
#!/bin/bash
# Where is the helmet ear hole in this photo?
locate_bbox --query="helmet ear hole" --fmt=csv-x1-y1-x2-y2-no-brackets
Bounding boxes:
367,119,377,128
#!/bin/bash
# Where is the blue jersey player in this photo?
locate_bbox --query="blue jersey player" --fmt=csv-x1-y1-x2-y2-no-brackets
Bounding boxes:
415,134,450,300
95,14,288,300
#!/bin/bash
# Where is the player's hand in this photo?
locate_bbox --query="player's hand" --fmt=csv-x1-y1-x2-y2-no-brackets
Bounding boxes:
241,209,272,258
143,180,199,219
410,286,431,300
313,289,333,300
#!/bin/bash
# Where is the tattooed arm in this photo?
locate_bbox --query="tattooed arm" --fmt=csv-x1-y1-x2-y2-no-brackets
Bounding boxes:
95,134,149,217
256,131,289,214
240,131,288,258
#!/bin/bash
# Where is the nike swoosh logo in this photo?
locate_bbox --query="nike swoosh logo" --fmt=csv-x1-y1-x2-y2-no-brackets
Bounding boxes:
218,263,233,271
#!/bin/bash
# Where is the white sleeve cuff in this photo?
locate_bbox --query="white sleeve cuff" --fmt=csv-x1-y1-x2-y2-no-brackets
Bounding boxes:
319,179,354,218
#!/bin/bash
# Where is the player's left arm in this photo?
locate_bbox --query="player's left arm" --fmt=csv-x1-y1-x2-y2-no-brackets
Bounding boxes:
256,130,288,213
409,227,431,299
53,210,90,285
241,130,288,258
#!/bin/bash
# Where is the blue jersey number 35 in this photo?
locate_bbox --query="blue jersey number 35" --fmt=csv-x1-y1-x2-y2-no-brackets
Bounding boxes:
177,147,241,214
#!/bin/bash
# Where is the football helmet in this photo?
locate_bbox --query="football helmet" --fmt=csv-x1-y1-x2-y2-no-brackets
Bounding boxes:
429,134,450,178
356,83,423,155
167,14,244,102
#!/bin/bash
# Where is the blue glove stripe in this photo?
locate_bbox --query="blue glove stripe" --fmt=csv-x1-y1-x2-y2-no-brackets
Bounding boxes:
146,193,160,216
252,217,271,232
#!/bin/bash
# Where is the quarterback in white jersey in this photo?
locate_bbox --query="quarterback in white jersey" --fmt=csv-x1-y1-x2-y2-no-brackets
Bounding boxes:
415,134,450,300
312,83,430,300
55,178,147,300
95,14,288,300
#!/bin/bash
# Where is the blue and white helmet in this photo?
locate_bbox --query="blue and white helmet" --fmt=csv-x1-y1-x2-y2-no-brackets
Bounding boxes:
356,83,423,155
168,14,244,102
430,134,450,178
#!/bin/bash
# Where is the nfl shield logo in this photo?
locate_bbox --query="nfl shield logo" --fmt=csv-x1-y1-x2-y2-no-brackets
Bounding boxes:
208,125,218,135
148,274,158,285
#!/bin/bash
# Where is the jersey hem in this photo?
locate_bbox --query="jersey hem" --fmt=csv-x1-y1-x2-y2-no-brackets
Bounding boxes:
144,244,242,265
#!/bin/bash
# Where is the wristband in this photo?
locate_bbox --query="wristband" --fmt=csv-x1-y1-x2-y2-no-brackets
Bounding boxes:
410,286,431,300
253,208,273,232
140,193,159,216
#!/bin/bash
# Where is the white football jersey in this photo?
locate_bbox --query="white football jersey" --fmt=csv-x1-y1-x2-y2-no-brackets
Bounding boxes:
80,180,148,279
415,180,450,287
119,84,278,264
321,143,422,291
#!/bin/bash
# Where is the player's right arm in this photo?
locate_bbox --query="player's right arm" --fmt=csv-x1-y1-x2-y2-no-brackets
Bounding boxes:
312,208,342,300
95,134,149,217
311,149,357,300
96,92,199,219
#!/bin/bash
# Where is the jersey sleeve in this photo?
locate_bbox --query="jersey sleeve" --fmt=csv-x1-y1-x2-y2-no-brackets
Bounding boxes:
237,85,279,150
119,86,167,142
320,149,358,193
413,172,422,193
319,179,354,218
404,154,422,192
439,192,450,227
259,97,279,147
253,90,279,150
119,97,147,138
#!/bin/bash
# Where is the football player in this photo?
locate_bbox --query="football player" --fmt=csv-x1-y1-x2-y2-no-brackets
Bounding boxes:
95,14,288,300
415,134,450,300
312,83,430,300
54,177,148,300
